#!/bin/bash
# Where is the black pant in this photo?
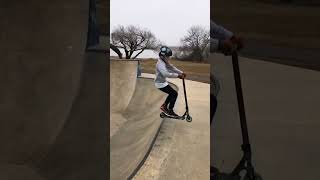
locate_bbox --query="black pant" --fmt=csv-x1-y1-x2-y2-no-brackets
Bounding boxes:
210,94,218,124
159,85,178,110
210,95,218,177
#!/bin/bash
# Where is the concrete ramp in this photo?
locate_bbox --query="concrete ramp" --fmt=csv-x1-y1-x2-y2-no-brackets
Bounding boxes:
0,1,108,179
110,60,138,137
0,0,88,166
110,60,176,180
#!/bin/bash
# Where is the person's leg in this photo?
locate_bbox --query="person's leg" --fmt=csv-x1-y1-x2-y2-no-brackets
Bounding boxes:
210,94,218,124
164,85,178,110
86,0,99,48
159,85,178,114
159,85,172,110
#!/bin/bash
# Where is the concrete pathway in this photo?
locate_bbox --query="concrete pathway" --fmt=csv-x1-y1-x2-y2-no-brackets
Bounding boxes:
210,53,320,180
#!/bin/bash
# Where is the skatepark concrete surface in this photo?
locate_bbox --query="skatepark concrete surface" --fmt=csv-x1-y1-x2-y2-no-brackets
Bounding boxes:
210,53,320,180
110,60,169,180
1,1,108,179
110,60,210,180
110,60,138,138
132,73,210,180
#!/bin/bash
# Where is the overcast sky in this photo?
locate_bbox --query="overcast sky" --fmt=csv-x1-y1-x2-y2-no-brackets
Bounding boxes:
110,0,210,46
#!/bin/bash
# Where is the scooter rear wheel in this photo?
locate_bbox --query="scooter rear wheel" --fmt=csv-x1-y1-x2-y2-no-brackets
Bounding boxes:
186,115,192,122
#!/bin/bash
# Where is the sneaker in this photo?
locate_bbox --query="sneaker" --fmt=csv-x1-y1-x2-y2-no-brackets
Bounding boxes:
167,109,179,117
160,104,168,112
210,166,219,177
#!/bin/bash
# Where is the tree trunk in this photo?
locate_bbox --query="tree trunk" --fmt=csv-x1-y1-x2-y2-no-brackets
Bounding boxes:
129,50,134,59
110,44,122,59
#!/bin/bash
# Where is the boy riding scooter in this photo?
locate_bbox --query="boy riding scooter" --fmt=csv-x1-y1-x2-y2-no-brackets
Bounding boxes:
155,46,186,118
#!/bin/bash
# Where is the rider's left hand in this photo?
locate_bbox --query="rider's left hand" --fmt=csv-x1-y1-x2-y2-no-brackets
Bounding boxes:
230,36,244,50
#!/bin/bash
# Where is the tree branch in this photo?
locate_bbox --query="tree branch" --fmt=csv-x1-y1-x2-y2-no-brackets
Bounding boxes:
132,48,146,59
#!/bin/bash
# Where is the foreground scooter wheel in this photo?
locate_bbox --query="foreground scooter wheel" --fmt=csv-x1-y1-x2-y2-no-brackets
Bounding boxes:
160,112,165,118
242,173,263,180
212,172,262,180
213,173,240,180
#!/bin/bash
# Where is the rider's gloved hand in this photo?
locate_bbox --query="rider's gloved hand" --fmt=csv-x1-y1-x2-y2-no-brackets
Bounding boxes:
230,35,244,50
219,35,244,55
219,39,233,55
178,73,186,79
219,39,232,53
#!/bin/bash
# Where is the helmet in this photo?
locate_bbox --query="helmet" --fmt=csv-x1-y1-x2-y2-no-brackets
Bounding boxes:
159,46,172,57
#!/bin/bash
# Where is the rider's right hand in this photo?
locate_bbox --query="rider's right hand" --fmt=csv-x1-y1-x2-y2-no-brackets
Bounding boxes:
219,36,244,55
178,74,185,79
230,36,244,50
219,39,234,55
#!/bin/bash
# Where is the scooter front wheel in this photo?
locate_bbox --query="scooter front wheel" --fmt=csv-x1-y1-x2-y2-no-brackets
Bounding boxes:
160,113,165,118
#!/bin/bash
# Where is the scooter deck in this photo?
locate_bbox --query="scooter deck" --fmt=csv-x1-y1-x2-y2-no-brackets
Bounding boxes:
160,112,183,120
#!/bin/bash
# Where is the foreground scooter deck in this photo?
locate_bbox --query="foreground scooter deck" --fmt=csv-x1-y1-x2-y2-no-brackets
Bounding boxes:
211,167,262,180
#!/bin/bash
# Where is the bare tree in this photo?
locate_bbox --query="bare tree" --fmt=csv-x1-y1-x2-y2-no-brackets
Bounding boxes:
179,25,210,61
111,25,159,59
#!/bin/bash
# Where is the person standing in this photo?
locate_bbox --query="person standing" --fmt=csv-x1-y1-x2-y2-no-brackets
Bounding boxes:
155,46,186,117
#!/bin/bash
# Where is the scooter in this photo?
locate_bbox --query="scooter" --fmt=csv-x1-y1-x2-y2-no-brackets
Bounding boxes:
211,52,262,180
160,78,192,122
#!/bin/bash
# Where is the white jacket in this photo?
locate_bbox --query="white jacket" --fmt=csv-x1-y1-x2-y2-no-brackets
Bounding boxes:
154,58,183,89
210,20,234,52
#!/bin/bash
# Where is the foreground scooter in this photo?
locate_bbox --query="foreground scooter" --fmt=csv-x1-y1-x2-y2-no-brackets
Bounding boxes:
211,52,262,180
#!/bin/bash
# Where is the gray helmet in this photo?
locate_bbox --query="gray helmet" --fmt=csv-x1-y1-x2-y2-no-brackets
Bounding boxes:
159,46,172,57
